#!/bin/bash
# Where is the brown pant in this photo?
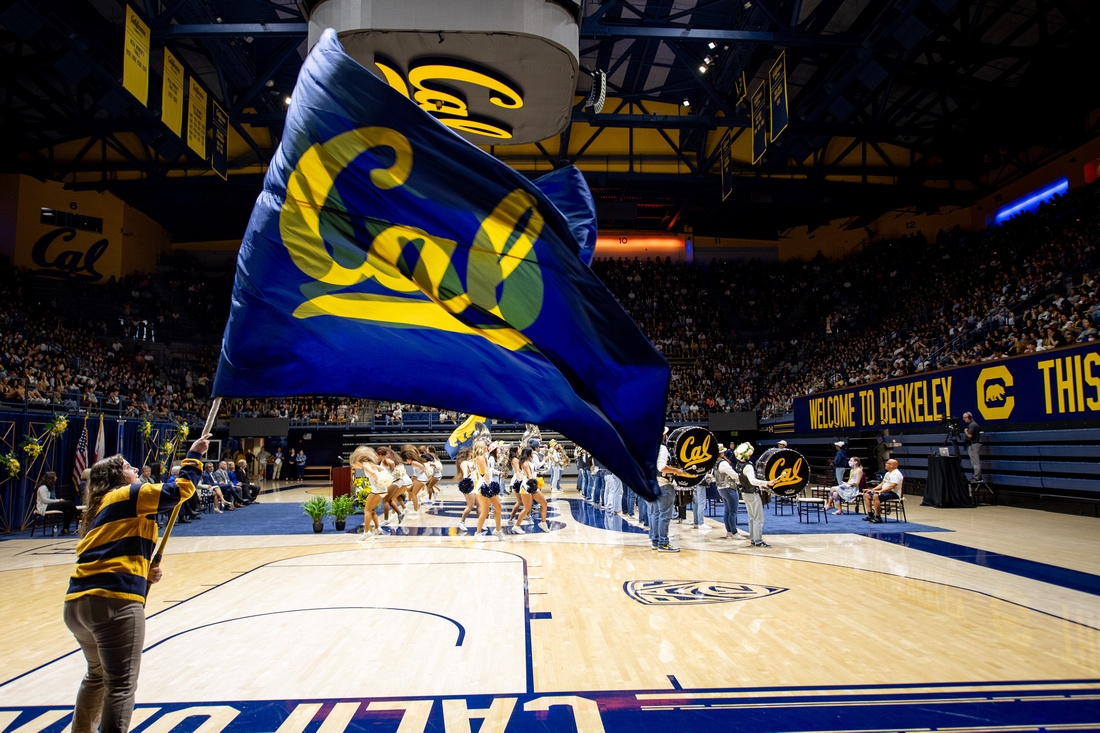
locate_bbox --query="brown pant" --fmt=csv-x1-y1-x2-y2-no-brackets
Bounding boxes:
63,595,146,733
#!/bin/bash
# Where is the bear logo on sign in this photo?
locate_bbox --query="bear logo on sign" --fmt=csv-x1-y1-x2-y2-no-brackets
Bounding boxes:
985,383,1006,402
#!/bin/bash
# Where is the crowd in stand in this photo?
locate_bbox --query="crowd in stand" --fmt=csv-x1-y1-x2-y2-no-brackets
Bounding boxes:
2,182,1098,425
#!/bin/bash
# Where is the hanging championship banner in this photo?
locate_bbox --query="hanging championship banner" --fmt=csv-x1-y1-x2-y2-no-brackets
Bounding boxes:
161,48,184,138
187,78,208,159
751,82,768,164
735,71,748,105
720,129,734,201
211,100,228,180
769,51,789,142
122,5,150,105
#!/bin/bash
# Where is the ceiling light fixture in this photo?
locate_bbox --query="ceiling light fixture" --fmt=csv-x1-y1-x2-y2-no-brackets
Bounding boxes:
284,96,292,105
708,41,717,49
682,99,690,106
698,65,707,74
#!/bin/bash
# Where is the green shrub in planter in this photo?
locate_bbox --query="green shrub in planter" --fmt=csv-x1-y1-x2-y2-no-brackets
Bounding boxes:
331,494,355,522
302,495,330,521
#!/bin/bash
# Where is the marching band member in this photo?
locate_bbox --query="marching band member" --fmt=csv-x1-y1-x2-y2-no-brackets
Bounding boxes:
733,442,776,548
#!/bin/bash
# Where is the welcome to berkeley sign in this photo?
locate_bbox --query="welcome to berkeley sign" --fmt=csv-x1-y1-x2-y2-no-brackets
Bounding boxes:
793,341,1100,433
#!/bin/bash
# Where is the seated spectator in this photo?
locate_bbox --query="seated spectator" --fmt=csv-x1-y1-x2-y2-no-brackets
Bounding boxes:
212,460,248,506
200,462,232,512
861,458,903,523
36,471,78,535
235,459,260,503
827,457,863,515
166,465,203,522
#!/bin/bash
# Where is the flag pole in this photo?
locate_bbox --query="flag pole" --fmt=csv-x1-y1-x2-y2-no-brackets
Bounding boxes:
152,397,220,569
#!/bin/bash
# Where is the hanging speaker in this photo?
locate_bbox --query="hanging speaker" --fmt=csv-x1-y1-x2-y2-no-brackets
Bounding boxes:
584,69,606,114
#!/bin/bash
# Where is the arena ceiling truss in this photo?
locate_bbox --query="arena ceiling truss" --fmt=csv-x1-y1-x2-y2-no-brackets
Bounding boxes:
1,0,1098,242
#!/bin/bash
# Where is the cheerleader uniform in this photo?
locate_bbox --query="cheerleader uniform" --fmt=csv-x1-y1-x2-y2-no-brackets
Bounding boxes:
370,466,392,495
458,460,475,495
394,464,413,492
524,462,540,494
480,456,501,498
511,461,524,494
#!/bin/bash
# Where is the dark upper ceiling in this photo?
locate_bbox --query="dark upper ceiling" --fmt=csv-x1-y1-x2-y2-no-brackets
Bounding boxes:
2,0,1099,242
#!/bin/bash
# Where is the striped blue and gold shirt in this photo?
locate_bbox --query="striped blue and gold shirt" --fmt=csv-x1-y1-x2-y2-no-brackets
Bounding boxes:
66,452,201,605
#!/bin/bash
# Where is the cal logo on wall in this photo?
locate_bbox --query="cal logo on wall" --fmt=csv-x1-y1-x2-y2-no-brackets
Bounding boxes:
304,0,579,145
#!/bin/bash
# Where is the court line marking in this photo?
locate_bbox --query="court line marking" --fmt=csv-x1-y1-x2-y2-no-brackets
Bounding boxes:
141,606,466,651
0,544,532,692
634,679,1100,699
869,532,1100,596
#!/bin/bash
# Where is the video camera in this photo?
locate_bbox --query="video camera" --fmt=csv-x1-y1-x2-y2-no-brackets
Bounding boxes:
941,415,964,456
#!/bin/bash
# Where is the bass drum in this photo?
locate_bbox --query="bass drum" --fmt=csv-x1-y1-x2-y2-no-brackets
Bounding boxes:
666,425,718,488
754,447,809,497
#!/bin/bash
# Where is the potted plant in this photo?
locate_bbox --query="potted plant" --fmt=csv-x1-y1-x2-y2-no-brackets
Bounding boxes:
302,495,330,533
331,494,354,531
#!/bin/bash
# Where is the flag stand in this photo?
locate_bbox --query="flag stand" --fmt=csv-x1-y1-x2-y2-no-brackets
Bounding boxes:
152,397,220,569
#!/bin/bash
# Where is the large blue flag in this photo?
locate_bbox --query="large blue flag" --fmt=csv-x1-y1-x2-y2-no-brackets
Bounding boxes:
213,30,669,499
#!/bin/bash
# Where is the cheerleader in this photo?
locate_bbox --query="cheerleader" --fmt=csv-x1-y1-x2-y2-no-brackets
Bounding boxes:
455,447,476,531
418,445,437,507
473,439,503,541
400,444,428,514
390,449,416,518
506,445,527,529
350,446,390,537
375,446,405,525
507,445,529,531
424,446,443,500
513,446,550,532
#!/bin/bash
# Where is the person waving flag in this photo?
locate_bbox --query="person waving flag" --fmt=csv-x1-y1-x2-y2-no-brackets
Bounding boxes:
213,30,669,499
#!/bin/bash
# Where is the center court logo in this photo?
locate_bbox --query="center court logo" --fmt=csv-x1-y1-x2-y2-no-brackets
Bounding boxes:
623,580,788,606
976,365,1015,420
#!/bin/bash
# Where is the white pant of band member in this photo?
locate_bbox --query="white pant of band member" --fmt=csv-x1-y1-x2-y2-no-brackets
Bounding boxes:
743,491,764,543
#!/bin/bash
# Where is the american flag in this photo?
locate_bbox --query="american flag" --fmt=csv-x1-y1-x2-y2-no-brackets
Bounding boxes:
72,419,89,489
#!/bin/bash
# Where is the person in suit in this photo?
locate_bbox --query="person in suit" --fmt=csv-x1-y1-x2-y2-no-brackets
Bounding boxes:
213,460,248,506
201,462,232,512
235,459,260,503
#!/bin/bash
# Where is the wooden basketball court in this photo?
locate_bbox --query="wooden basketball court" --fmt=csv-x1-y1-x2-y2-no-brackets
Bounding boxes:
1,478,1098,732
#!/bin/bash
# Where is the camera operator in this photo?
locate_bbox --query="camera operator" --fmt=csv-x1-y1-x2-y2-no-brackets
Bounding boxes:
962,412,982,481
